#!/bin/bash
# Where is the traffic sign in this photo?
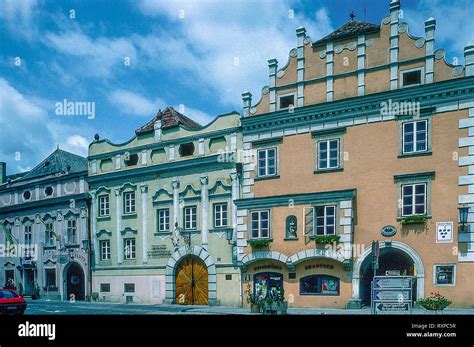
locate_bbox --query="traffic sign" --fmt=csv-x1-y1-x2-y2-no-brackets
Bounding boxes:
374,290,410,301
374,277,411,289
375,302,410,313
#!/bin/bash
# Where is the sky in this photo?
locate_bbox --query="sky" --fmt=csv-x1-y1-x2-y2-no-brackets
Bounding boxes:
0,0,473,175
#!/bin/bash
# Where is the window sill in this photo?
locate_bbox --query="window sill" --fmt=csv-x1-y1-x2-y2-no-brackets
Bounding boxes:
397,215,432,221
43,245,56,250
254,175,280,182
154,231,172,236
99,261,112,266
65,244,80,249
181,229,201,234
398,151,432,159
313,168,343,175
97,215,111,221
210,227,232,233
284,237,299,241
122,213,137,219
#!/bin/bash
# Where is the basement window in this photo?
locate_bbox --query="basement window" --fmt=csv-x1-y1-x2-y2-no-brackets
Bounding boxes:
179,142,195,157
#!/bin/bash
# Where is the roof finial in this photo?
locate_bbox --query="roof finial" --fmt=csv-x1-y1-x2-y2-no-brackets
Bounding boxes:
349,10,356,21
57,144,60,150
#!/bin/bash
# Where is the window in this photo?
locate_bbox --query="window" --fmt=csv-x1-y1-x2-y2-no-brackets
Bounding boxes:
184,206,197,230
23,191,31,200
401,183,426,216
278,94,295,110
124,283,135,293
401,68,423,87
300,275,340,295
24,225,32,245
45,223,55,246
403,120,427,154
179,142,195,157
314,205,336,235
98,195,110,217
124,238,136,260
45,269,56,288
5,270,14,283
257,148,277,177
434,265,455,286
123,192,136,214
66,219,77,244
45,186,54,196
214,203,228,228
318,139,340,170
158,209,170,232
253,273,283,299
100,240,111,261
124,153,139,166
100,283,111,292
251,210,270,239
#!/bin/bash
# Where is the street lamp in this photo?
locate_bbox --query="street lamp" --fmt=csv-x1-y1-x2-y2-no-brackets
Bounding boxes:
458,205,469,232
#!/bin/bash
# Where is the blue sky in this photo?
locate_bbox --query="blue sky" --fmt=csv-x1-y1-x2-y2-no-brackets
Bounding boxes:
1,0,473,175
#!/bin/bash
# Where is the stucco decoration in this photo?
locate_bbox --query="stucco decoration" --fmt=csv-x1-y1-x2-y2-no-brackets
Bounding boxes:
64,181,77,194
382,16,391,25
2,194,12,205
241,250,289,266
452,66,464,76
398,23,408,33
415,38,426,49
365,39,374,47
303,36,311,45
319,50,327,59
435,48,446,60
289,48,297,58
276,70,285,78
152,188,173,202
289,248,347,265
250,107,257,114
262,86,270,95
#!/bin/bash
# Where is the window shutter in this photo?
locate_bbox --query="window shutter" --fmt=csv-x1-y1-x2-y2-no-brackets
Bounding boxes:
304,207,314,245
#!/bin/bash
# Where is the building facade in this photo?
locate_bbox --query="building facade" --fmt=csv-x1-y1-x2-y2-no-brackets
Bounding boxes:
88,107,243,306
235,0,474,308
0,149,90,301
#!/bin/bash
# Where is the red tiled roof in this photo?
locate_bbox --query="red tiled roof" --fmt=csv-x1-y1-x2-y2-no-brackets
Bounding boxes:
135,106,201,134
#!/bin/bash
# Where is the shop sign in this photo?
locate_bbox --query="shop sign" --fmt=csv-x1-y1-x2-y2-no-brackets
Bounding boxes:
253,264,282,272
148,245,172,259
436,222,453,243
380,225,397,237
304,264,334,270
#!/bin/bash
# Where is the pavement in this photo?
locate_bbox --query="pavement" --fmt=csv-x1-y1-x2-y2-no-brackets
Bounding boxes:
22,299,474,315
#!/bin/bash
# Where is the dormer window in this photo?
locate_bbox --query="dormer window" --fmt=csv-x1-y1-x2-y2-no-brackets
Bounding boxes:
179,142,195,157
278,93,295,110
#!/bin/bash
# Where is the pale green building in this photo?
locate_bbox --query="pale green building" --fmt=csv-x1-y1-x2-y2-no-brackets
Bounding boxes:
88,107,242,306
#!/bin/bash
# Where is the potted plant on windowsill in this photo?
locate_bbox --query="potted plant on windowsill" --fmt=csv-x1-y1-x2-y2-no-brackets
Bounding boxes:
248,239,271,249
313,235,340,245
399,215,428,225
416,291,452,314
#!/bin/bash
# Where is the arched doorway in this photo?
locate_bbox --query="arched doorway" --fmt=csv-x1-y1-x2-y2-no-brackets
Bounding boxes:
64,262,85,301
359,247,416,306
175,255,208,305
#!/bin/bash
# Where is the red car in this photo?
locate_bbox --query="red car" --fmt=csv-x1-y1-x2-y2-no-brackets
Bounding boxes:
0,289,27,315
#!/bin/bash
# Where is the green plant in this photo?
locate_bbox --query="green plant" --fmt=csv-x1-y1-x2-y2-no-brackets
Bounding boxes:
400,215,428,225
248,239,271,249
314,235,340,244
245,283,256,305
417,291,452,311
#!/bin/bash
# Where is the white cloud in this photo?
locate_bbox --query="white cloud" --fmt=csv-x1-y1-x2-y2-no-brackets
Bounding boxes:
403,0,474,60
0,78,93,173
0,0,39,40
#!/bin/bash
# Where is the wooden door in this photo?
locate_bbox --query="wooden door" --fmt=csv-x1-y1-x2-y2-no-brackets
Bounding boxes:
175,256,208,305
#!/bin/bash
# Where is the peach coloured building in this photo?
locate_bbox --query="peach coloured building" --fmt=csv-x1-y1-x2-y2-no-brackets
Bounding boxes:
234,0,474,308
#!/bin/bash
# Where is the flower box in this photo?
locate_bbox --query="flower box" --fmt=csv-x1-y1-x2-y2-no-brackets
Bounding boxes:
248,239,271,249
400,215,428,225
313,235,340,244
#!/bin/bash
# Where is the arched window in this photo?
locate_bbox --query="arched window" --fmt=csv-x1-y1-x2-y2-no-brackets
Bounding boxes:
300,275,340,296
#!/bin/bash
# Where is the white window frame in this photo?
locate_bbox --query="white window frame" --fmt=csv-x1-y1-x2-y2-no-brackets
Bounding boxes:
66,219,77,244
45,222,55,246
214,203,228,228
277,92,296,110
317,139,340,170
124,238,136,260
402,120,428,154
433,264,456,286
400,67,425,88
184,206,197,230
123,191,136,215
401,183,427,217
158,208,170,232
250,210,270,239
24,225,32,245
314,205,336,236
98,195,110,217
100,240,111,261
257,147,278,178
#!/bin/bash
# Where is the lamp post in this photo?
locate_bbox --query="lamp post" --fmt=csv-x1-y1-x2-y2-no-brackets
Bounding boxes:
458,205,469,232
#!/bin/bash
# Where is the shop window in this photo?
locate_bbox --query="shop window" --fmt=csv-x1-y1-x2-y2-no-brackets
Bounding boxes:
300,275,340,295
45,269,56,288
5,270,14,285
253,272,283,299
434,265,456,286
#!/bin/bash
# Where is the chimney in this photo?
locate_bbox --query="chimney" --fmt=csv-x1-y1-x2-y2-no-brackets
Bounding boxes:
242,91,252,117
0,162,6,185
465,42,474,77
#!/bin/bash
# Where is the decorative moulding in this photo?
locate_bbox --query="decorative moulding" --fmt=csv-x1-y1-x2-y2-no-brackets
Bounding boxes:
434,49,446,60
382,16,391,25
289,48,297,58
452,66,464,76
319,51,327,59
303,36,311,45
415,38,426,49
366,39,374,47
